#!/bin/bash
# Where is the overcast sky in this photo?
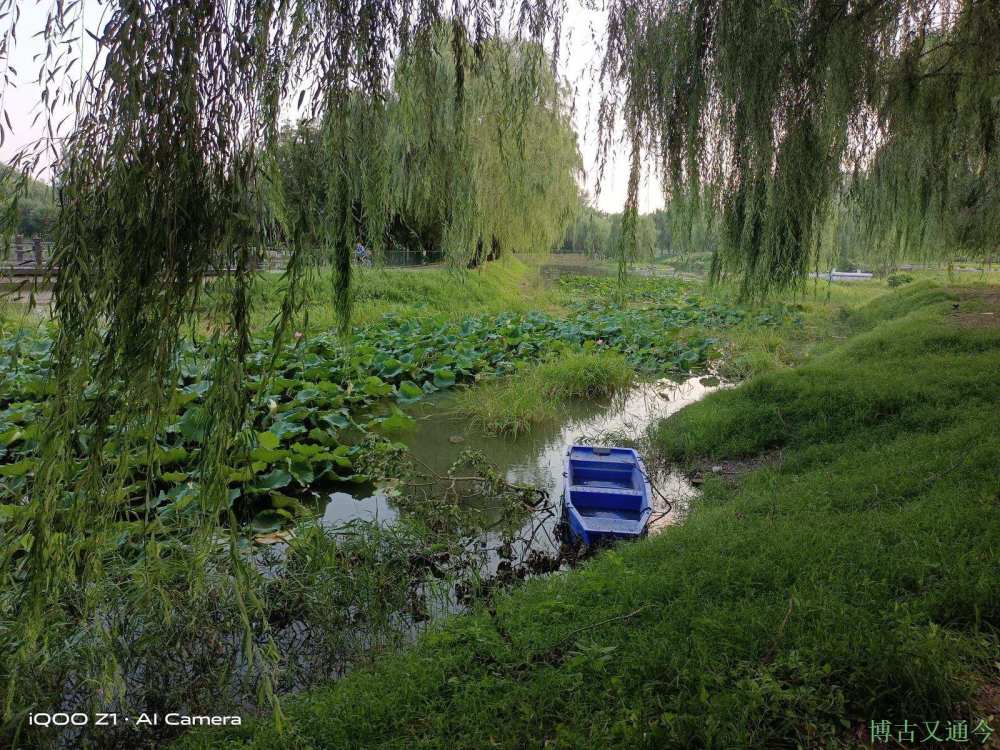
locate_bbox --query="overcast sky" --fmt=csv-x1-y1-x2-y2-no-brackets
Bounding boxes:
0,0,666,214
559,0,665,213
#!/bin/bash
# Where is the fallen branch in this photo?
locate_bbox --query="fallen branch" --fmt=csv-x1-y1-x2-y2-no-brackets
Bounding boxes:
557,603,654,646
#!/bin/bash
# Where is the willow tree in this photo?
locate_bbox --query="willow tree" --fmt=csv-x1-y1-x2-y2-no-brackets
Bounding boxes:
0,0,568,731
853,15,1000,270
1,0,997,733
599,0,1000,296
387,25,582,267
274,23,582,269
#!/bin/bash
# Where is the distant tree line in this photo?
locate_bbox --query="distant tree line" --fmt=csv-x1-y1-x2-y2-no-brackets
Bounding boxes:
557,198,719,264
0,168,56,237
561,184,996,276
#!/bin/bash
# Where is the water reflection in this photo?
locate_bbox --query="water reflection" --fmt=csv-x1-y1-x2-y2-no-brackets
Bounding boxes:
321,375,723,543
322,490,397,527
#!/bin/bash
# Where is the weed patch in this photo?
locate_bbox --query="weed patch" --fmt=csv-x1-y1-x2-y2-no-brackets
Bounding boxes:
454,349,634,436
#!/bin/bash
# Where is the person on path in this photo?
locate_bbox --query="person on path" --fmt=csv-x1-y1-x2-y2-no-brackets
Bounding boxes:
355,242,371,267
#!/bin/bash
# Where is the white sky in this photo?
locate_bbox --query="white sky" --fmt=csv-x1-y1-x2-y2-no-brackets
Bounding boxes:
0,0,665,214
559,0,665,213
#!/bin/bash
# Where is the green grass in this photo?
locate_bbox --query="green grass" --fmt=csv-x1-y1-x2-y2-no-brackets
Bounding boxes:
181,282,1000,749
533,349,634,399
655,282,961,461
243,255,554,332
452,377,556,437
705,278,946,380
453,349,634,436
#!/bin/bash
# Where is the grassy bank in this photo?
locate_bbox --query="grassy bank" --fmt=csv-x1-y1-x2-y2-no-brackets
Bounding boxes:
182,281,1000,749
240,255,553,331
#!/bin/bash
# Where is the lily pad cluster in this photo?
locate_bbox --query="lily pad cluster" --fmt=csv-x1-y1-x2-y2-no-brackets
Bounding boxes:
0,276,797,531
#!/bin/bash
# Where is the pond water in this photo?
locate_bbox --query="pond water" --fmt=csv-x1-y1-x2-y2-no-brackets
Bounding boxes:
538,259,613,282
321,375,724,561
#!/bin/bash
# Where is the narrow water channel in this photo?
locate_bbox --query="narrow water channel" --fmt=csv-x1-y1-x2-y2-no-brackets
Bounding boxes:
322,374,724,551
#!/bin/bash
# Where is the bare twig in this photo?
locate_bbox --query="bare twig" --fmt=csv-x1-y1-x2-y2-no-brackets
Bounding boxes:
557,603,655,646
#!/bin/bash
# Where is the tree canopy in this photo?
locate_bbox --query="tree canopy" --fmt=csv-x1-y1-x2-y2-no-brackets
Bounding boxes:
599,0,999,295
275,25,581,273
0,0,996,728
0,0,570,724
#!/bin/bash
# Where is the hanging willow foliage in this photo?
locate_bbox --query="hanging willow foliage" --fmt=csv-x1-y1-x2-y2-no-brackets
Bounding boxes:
0,0,996,738
599,0,1000,296
273,22,582,276
388,24,582,267
0,0,568,736
853,3,1000,269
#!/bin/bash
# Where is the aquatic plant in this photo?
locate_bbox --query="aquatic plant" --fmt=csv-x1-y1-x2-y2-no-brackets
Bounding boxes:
453,375,558,438
0,280,767,512
534,349,634,400
455,349,636,436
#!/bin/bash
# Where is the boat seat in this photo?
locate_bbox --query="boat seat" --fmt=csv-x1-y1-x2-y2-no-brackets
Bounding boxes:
574,514,644,535
569,485,641,496
570,456,636,470
569,449,635,461
569,485,644,512
579,479,632,489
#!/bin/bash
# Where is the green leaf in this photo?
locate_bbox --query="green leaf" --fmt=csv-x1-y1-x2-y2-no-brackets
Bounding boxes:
270,420,306,440
252,469,292,491
433,368,456,388
289,457,315,485
321,411,351,430
308,427,339,446
0,503,30,525
363,375,393,397
226,465,255,483
290,442,325,457
251,510,285,534
295,388,321,403
0,428,22,447
156,446,189,466
177,406,208,442
257,430,280,450
270,493,306,514
250,446,289,462
0,459,35,477
396,380,423,405
375,408,416,433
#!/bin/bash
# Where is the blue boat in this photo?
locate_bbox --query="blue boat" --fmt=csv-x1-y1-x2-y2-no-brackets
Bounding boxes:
563,445,653,545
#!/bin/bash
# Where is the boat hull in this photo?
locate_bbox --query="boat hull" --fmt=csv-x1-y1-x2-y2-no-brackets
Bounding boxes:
563,445,653,545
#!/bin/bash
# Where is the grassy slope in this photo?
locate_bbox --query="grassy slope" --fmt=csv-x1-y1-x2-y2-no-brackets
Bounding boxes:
182,281,1000,748
246,256,552,331
1,256,548,334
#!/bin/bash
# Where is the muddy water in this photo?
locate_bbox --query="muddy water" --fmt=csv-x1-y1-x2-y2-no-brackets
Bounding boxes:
322,375,724,547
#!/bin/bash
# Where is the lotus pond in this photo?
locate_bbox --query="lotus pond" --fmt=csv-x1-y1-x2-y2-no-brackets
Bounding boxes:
0,274,800,744
0,276,796,534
